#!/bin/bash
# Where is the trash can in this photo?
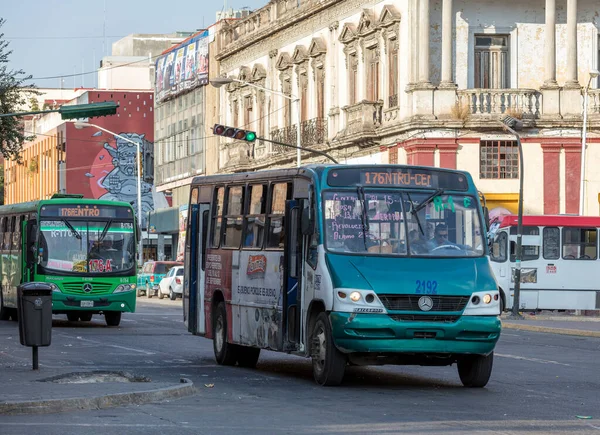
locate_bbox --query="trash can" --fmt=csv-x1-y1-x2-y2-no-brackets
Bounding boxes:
17,282,53,347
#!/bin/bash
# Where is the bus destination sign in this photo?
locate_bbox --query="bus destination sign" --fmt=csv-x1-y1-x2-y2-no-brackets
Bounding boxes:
41,205,133,219
327,167,468,191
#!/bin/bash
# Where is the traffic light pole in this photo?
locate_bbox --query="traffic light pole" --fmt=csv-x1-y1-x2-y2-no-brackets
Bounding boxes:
257,136,339,164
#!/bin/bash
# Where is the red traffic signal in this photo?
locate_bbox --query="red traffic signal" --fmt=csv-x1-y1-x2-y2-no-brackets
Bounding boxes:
213,124,257,142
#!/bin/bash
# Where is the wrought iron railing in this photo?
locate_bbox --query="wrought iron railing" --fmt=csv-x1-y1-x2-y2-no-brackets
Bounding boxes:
269,117,328,156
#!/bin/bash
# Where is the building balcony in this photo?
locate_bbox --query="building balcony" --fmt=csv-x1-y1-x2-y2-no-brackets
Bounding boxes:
338,100,383,147
457,88,542,119
589,90,600,116
269,117,328,156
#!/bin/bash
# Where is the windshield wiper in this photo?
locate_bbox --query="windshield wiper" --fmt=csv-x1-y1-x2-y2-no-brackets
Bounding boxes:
357,186,369,251
412,188,446,215
63,220,82,240
98,220,113,244
406,193,425,236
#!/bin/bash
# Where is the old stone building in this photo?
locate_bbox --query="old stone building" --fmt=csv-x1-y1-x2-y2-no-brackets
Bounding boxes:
215,0,600,215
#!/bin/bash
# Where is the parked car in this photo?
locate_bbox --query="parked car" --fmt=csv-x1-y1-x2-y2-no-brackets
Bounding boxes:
158,266,184,300
137,261,182,298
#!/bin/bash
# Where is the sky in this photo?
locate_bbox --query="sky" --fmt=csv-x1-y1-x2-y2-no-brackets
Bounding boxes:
1,0,267,88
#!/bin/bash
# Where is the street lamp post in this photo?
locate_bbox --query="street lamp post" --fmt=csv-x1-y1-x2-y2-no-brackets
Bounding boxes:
210,77,303,167
500,115,524,318
579,69,600,216
74,122,144,267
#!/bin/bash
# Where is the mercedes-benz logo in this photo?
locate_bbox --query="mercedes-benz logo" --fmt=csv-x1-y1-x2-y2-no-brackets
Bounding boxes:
83,283,93,293
418,296,434,311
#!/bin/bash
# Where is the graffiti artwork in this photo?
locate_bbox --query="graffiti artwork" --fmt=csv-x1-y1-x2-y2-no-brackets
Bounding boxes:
88,132,155,226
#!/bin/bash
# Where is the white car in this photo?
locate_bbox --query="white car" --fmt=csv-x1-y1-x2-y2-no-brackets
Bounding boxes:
158,266,184,300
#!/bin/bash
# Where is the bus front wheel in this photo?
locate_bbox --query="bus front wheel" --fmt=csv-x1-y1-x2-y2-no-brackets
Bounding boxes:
458,352,494,388
310,312,346,386
212,301,238,366
105,312,121,327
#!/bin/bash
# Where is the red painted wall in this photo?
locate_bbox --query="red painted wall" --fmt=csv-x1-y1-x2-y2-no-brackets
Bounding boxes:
65,90,154,201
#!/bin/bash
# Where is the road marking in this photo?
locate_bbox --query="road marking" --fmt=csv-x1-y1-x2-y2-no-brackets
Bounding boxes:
55,334,156,355
496,353,570,366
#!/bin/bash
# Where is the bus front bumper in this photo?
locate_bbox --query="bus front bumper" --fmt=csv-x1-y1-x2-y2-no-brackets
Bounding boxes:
329,312,501,355
51,291,136,313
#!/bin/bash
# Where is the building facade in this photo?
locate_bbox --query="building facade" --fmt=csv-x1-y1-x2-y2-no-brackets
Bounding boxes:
215,0,600,216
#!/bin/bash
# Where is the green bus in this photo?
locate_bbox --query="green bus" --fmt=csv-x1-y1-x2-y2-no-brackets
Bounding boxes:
183,165,501,387
0,194,139,327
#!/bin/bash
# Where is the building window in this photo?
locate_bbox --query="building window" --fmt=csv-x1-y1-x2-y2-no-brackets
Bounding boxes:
562,227,597,260
282,77,292,127
299,76,308,122
243,95,253,127
348,53,358,105
315,68,325,120
387,42,398,107
479,140,519,179
366,47,380,101
475,35,509,89
388,147,398,164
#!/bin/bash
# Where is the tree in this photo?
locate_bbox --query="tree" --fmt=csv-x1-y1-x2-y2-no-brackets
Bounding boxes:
0,18,37,161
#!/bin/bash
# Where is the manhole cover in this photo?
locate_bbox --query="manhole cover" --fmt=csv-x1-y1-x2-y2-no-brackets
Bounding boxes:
40,371,151,384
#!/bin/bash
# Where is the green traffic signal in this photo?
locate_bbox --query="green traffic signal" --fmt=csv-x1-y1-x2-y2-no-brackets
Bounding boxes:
213,124,256,143
59,102,119,120
245,131,256,142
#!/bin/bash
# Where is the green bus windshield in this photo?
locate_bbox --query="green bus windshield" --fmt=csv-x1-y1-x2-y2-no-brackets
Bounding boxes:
39,220,135,274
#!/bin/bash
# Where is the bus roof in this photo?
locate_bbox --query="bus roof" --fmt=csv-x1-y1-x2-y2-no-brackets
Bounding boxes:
497,215,600,228
0,198,135,216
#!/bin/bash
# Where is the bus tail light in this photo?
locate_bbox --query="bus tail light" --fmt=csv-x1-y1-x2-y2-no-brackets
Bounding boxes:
150,276,154,282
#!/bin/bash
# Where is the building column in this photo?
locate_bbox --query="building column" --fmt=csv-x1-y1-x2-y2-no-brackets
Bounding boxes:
543,0,558,87
565,0,579,88
440,0,455,87
541,143,561,214
402,141,436,166
418,0,431,85
563,143,581,213
438,141,459,169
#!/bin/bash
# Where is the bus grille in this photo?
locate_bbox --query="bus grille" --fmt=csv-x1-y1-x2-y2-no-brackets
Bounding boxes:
379,295,469,312
390,314,460,323
61,282,114,295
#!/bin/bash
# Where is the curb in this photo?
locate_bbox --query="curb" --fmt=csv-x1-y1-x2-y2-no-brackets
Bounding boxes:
502,322,600,338
0,377,196,415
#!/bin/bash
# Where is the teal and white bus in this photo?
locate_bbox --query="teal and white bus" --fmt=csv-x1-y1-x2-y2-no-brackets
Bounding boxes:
183,165,501,387
0,194,139,326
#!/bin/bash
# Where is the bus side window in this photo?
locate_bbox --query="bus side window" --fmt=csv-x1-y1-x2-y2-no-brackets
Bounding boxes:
210,187,225,248
562,227,597,260
222,186,244,248
9,216,16,251
543,227,560,260
243,184,267,249
490,232,507,262
0,217,5,250
266,183,289,250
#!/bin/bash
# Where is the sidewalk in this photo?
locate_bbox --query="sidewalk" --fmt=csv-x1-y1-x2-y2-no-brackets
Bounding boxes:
501,312,600,338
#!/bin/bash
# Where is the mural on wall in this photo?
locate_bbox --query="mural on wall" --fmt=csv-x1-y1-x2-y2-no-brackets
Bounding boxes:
87,132,165,228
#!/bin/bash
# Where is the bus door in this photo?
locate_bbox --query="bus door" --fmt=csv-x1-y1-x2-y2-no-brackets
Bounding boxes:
184,202,210,335
283,199,302,349
23,218,37,282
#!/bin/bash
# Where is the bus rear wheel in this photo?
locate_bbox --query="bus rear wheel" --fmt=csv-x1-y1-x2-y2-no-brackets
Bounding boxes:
105,312,121,327
458,352,494,388
67,313,79,322
310,312,346,386
212,301,238,366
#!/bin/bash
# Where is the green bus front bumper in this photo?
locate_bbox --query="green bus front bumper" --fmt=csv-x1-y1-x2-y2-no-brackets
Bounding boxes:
51,291,136,313
329,312,501,355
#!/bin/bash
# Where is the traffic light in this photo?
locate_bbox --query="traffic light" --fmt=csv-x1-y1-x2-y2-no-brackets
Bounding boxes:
59,102,119,120
213,124,257,142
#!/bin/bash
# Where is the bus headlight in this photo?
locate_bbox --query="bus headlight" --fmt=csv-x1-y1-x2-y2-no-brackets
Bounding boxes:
49,283,61,293
463,291,500,316
334,288,387,314
114,284,136,293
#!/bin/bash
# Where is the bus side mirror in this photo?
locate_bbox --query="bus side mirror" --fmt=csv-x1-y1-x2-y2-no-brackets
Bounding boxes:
301,207,314,236
482,206,490,231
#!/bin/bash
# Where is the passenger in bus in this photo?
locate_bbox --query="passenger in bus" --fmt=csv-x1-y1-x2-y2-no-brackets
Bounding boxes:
408,229,428,254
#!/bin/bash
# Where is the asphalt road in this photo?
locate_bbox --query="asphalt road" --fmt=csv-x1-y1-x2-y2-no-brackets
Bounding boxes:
1,298,600,435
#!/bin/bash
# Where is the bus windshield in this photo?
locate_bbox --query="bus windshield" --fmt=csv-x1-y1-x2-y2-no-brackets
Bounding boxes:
39,219,135,274
323,190,484,257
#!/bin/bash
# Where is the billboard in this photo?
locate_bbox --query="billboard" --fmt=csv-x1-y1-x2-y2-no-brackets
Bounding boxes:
155,31,209,103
